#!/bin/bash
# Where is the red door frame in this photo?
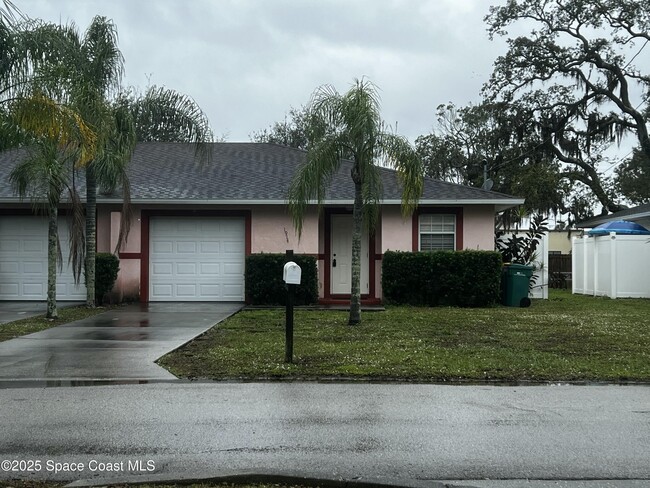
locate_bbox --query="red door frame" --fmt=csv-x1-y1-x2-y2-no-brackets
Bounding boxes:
322,208,378,304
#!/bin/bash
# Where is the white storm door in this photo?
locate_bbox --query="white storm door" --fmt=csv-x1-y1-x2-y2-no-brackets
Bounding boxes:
149,217,245,301
331,214,369,295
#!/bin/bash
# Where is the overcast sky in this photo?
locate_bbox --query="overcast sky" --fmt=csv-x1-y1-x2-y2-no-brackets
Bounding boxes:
20,0,513,143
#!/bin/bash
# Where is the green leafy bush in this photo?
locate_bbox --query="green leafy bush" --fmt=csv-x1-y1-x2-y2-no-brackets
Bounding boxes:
245,253,318,305
95,253,120,305
382,250,502,307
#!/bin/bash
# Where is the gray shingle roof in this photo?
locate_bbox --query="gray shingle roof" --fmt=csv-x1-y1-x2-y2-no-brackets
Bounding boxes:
0,142,523,205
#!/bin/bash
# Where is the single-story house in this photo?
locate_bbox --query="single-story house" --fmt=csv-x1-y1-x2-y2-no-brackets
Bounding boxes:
0,142,524,304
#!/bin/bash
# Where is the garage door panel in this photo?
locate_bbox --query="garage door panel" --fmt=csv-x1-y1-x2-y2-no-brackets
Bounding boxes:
0,284,19,295
200,241,220,253
176,284,197,297
1,262,18,273
200,263,220,274
149,217,245,301
23,283,45,297
177,241,197,254
152,262,173,276
223,262,243,276
24,262,45,274
153,241,173,254
0,216,86,300
176,263,197,275
24,240,45,252
0,239,20,252
151,284,173,299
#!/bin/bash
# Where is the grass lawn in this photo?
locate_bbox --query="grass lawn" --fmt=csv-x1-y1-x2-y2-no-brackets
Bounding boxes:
159,290,650,382
0,306,109,343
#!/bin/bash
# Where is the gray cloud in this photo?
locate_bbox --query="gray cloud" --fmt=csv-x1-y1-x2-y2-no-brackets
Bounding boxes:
22,0,510,141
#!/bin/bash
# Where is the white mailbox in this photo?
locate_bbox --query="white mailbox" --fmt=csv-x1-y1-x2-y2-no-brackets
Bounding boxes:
283,261,302,285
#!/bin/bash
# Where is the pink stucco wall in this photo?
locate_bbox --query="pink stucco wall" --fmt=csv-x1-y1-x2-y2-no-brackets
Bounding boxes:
96,207,112,253
462,205,496,250
381,206,412,252
110,209,141,253
109,209,141,300
96,203,498,303
251,207,319,254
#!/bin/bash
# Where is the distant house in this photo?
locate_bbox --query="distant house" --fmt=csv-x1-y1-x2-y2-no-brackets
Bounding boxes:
577,204,650,230
0,142,523,304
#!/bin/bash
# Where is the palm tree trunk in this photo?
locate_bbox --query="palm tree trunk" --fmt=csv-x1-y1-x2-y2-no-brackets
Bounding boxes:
349,180,363,325
85,163,96,307
47,204,58,319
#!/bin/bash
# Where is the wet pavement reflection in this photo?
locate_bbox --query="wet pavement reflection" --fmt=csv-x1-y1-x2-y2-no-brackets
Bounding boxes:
0,302,243,387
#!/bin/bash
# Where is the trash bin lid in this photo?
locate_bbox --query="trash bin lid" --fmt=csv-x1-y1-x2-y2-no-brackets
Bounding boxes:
505,263,534,270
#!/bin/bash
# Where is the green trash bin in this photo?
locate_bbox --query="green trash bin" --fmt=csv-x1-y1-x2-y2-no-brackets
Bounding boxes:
501,263,533,307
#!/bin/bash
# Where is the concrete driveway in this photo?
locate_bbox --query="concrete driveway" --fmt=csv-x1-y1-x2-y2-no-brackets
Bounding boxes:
0,302,242,384
0,301,83,324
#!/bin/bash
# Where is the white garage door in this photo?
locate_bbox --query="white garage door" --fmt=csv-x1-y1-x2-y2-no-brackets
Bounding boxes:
0,216,86,300
149,217,245,301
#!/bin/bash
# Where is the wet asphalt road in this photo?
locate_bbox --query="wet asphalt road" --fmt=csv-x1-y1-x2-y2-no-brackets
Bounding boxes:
0,383,648,486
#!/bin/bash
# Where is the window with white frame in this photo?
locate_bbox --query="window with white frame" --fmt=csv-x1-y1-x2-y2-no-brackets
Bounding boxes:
419,214,456,251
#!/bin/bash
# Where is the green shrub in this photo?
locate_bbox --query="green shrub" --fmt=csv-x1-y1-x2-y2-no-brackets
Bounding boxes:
382,250,502,307
245,253,319,305
95,253,120,305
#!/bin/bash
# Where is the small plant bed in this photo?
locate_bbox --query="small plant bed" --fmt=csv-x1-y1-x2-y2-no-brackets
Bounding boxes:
0,306,110,343
159,290,650,382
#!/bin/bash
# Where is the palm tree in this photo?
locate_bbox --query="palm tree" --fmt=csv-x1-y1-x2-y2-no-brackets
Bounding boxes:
2,19,96,318
47,17,213,306
288,79,423,325
1,18,96,154
10,142,84,318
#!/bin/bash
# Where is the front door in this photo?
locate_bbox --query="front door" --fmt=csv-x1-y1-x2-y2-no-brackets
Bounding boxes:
331,214,369,295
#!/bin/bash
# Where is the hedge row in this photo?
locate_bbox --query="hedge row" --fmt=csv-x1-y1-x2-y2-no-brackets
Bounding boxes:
245,253,318,305
95,253,119,305
382,250,502,307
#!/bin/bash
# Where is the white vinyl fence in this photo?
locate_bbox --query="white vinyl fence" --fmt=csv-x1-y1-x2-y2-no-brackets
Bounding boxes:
572,233,650,298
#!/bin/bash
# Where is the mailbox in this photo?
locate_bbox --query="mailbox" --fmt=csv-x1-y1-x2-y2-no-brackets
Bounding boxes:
283,261,302,285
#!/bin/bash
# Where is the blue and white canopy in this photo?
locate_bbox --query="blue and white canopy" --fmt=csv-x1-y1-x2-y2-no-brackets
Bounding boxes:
587,220,650,236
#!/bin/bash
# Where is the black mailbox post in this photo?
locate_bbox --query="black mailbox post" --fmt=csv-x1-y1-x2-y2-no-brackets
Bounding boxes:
283,249,302,363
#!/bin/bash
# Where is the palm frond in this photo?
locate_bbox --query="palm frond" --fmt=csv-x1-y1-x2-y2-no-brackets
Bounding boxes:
9,91,97,162
378,131,424,216
81,16,123,97
10,142,67,205
122,85,214,163
65,176,85,283
287,136,342,236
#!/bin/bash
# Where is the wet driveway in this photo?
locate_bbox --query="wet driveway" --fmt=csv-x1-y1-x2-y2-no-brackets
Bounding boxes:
0,301,83,324
0,302,243,385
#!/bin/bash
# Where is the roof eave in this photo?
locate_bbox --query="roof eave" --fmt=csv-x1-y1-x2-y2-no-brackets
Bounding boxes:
105,198,525,207
0,197,526,208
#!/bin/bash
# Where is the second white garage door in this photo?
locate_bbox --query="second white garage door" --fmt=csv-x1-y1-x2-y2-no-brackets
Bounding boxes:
0,216,86,300
149,217,245,301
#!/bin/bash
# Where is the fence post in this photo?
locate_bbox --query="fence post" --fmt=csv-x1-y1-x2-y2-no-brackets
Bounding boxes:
610,232,617,299
571,237,577,294
583,237,589,295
